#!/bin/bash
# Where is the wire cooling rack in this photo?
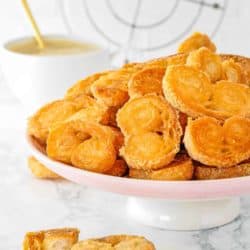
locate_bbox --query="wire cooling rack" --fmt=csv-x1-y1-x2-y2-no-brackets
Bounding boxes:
58,0,228,62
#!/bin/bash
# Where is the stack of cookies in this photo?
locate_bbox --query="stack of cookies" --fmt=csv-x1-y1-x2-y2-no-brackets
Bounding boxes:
27,32,250,181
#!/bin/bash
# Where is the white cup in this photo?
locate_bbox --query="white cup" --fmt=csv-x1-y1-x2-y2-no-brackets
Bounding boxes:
0,34,110,114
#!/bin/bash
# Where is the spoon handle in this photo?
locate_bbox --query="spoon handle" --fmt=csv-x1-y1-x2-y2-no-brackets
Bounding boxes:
21,0,45,49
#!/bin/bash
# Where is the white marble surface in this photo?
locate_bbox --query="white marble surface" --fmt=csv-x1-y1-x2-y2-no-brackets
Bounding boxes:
1,81,250,250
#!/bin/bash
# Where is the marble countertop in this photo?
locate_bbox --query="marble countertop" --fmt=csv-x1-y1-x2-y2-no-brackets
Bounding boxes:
1,82,250,250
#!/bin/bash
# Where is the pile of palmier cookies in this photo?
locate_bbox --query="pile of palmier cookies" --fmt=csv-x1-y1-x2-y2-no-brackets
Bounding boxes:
27,32,250,181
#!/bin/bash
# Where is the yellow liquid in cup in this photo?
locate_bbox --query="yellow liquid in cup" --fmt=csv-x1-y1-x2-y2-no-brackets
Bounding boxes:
7,37,99,56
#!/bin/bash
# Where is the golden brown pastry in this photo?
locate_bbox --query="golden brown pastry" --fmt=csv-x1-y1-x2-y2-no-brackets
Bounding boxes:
66,95,114,125
163,65,250,120
178,32,216,53
65,71,110,99
128,67,165,98
129,153,194,180
221,54,250,85
71,235,155,250
23,228,79,250
47,121,122,173
222,58,246,83
166,53,188,66
120,132,180,170
91,66,139,107
64,93,97,111
72,240,113,250
117,95,182,170
209,80,250,116
117,94,180,136
28,156,62,179
186,47,222,82
194,160,250,180
184,116,250,168
26,31,250,182
27,100,79,144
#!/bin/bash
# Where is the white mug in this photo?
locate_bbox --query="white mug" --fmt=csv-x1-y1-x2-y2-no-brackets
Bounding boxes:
0,34,110,114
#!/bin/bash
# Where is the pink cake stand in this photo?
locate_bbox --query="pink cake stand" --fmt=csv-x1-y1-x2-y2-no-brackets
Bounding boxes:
27,135,250,230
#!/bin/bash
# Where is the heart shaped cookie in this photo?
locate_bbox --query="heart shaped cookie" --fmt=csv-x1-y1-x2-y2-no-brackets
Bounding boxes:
117,94,182,170
184,116,250,167
47,121,122,173
163,65,250,120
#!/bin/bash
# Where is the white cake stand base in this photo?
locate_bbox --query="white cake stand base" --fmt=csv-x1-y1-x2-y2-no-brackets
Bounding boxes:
127,196,240,230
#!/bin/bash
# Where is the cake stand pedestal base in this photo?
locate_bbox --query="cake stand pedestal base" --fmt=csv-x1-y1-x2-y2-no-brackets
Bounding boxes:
127,196,240,230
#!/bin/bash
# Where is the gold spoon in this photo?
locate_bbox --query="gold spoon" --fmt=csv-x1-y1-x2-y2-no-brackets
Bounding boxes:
21,0,45,49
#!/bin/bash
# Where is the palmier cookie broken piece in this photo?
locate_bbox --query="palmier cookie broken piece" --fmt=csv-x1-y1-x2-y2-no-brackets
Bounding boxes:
71,235,155,250
28,156,62,179
184,116,250,168
178,32,216,53
194,160,250,180
129,153,194,180
23,228,79,250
